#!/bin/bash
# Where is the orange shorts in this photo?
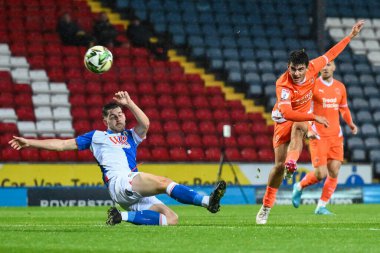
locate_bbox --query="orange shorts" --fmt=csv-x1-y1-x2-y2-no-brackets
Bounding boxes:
309,136,344,167
273,121,293,148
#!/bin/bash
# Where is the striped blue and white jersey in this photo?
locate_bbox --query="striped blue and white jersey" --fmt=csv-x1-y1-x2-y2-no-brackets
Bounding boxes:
75,129,144,184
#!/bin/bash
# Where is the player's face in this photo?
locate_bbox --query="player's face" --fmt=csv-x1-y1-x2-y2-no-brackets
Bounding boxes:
320,61,335,80
288,63,307,83
104,107,126,133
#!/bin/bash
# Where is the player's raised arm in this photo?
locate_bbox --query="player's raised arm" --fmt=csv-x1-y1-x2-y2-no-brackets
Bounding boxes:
310,20,365,73
9,136,77,151
113,91,149,138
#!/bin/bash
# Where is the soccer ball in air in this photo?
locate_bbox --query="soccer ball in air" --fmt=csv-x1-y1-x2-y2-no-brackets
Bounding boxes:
84,46,113,74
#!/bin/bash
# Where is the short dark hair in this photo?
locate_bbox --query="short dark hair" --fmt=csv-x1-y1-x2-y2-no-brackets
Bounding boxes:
288,49,309,67
102,102,121,118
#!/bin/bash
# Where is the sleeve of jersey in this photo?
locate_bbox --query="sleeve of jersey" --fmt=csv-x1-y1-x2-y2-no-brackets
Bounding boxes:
75,130,96,151
279,103,316,121
339,88,353,125
309,36,351,75
131,128,145,145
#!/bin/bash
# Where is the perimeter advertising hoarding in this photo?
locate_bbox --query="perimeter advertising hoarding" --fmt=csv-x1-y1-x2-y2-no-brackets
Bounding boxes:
28,187,113,207
0,163,372,187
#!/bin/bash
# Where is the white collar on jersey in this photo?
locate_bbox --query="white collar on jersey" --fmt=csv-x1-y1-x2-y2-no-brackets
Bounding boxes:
319,76,333,87
106,129,127,135
294,76,307,86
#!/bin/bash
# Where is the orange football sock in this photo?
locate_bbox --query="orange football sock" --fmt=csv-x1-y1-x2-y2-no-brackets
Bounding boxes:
263,186,278,208
285,150,300,163
321,176,338,202
300,171,320,189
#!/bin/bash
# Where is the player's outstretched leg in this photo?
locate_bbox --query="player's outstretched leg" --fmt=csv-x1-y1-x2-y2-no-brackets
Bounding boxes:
207,180,227,213
106,207,168,226
292,182,303,208
166,180,227,214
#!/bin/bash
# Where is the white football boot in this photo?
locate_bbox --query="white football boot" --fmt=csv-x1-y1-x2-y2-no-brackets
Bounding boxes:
256,205,271,225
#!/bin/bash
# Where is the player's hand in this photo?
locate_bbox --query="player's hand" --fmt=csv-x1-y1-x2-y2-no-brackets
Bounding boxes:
8,136,30,150
113,91,133,107
349,123,358,135
306,130,320,140
348,20,365,39
315,115,329,128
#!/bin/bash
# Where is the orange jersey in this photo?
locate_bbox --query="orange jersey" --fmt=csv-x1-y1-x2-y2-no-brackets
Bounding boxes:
311,76,353,137
271,36,351,123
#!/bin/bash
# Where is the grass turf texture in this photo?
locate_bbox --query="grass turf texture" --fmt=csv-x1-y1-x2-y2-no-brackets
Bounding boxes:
0,205,379,253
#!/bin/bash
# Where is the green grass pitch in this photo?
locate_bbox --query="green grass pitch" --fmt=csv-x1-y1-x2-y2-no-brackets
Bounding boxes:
0,205,379,253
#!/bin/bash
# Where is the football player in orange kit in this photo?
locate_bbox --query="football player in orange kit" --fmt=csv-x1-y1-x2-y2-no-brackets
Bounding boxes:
291,60,358,215
256,20,364,225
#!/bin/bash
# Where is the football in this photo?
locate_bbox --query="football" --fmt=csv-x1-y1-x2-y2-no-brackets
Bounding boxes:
84,45,113,74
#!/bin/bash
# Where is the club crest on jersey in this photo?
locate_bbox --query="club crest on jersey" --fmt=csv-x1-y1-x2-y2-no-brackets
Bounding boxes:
109,135,131,148
280,88,290,100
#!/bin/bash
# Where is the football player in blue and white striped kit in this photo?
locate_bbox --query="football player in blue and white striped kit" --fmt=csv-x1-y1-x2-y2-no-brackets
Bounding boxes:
9,91,226,226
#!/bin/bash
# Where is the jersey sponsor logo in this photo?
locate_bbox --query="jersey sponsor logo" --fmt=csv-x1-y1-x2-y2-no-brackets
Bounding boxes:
322,97,339,110
280,88,290,100
109,136,131,148
293,90,313,106
318,89,324,93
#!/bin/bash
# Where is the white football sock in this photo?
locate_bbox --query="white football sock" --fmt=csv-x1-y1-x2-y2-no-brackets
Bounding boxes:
201,196,209,207
317,199,328,208
121,211,128,221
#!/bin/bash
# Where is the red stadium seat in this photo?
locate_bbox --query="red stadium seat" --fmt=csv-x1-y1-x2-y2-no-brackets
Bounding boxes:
155,82,172,94
257,148,274,162
2,148,21,161
199,121,216,135
166,133,184,146
234,122,251,135
230,109,247,122
225,147,241,161
147,134,166,147
151,147,170,161
205,147,221,161
195,108,213,121
178,108,195,121
169,147,188,161
161,108,178,121
139,95,157,108
241,148,258,161
223,136,238,148
214,108,231,121
16,107,36,121
143,107,160,120
175,95,192,108
58,150,78,161
193,96,210,108
172,83,189,95
0,123,18,134
237,134,255,148
163,121,181,132
20,149,40,162
157,95,175,108
148,121,163,134
254,135,272,149
185,134,202,147
136,146,152,162
181,121,199,134
202,134,220,148
39,150,60,162
77,149,94,162
188,147,205,161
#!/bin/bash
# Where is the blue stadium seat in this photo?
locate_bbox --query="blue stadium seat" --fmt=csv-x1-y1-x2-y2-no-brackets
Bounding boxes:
347,136,365,149
365,137,380,149
361,123,378,137
350,148,367,163
356,110,373,124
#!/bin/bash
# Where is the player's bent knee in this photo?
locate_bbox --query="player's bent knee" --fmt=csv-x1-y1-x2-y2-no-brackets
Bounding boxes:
314,169,327,180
